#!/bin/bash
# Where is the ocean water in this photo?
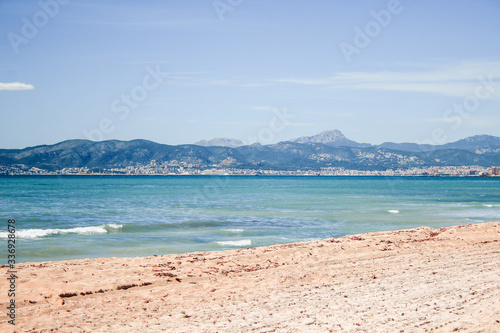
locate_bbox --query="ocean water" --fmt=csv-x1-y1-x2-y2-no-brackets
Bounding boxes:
1,176,499,263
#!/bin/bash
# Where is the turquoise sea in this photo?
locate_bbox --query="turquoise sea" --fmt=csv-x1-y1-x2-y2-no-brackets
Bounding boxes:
1,176,499,263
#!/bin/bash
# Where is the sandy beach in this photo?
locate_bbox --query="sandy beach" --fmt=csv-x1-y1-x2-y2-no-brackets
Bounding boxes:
1,222,499,332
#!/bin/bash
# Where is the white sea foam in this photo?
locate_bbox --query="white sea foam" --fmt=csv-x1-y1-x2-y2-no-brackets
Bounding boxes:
223,229,245,233
387,210,400,214
216,239,252,247
0,224,121,239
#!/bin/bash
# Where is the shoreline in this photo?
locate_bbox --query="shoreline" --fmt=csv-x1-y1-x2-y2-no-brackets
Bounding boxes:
1,222,499,332
2,174,499,177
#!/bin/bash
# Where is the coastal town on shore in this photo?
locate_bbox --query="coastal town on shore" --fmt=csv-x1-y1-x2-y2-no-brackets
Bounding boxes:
2,161,500,177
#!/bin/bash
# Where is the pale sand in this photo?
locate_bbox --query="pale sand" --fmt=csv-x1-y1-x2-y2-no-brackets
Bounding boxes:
1,222,499,332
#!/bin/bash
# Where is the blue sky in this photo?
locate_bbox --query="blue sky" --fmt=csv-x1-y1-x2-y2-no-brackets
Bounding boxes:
1,0,499,149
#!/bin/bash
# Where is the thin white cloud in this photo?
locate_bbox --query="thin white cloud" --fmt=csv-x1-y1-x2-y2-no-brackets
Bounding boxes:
127,60,500,97
73,19,213,28
285,122,316,128
426,113,500,124
66,3,214,28
236,83,269,87
276,61,500,98
466,116,500,129
251,106,281,112
0,82,34,91
167,75,269,88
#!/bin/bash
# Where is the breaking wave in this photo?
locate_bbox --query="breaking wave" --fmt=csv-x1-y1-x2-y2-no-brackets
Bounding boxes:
0,224,123,239
216,239,252,247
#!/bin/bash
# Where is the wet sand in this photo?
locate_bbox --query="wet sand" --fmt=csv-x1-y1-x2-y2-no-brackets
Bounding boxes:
1,222,499,332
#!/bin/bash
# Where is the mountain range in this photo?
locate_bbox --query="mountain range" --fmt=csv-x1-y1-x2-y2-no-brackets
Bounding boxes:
1,130,499,172
202,130,500,153
288,130,371,148
194,138,244,148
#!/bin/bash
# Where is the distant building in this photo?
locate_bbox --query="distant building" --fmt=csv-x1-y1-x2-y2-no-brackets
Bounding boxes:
492,167,500,176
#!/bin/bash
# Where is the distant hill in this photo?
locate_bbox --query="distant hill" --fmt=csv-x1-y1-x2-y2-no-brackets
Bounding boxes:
440,135,500,152
378,142,435,152
194,137,244,148
379,134,500,153
288,130,371,148
1,133,499,173
0,139,239,171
